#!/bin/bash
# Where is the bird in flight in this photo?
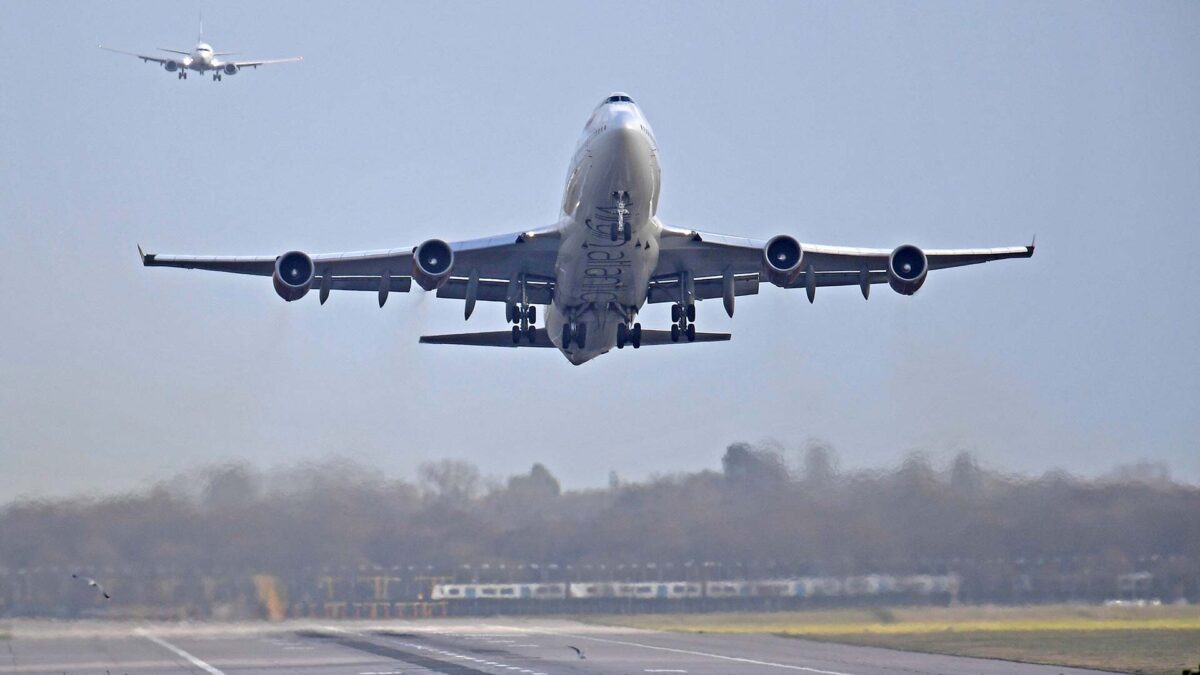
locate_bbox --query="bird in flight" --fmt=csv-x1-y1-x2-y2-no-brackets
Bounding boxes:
72,573,110,599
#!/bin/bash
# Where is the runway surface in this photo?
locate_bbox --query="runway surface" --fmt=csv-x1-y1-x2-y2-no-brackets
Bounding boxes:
1,618,1113,675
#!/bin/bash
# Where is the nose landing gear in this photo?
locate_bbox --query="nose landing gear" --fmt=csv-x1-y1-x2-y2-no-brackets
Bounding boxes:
562,322,586,350
609,191,632,242
213,73,222,82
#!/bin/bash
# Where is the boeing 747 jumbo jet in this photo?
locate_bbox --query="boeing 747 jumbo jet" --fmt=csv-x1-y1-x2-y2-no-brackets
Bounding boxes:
140,93,1034,365
100,17,300,81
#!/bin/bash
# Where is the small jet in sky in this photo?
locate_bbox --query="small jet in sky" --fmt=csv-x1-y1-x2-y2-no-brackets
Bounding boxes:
100,16,300,81
140,93,1034,365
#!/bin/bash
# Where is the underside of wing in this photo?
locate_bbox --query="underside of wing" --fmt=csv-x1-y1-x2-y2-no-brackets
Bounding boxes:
420,329,556,348
100,45,173,65
227,56,303,69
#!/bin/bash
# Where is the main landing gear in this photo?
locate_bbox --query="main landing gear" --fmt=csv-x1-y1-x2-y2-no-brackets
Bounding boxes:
609,191,632,242
508,302,537,344
212,73,222,82
615,306,642,349
561,322,586,350
670,302,696,342
177,71,188,79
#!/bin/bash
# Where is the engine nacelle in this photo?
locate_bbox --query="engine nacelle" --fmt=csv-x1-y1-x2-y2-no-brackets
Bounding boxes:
762,235,804,288
164,61,179,72
887,244,928,295
412,239,454,291
222,63,239,76
273,250,314,301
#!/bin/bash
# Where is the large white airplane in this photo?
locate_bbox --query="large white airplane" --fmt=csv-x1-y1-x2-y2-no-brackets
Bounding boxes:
141,93,1034,365
100,18,300,81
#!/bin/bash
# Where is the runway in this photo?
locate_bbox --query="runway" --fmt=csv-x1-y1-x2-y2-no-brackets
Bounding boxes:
1,618,1111,675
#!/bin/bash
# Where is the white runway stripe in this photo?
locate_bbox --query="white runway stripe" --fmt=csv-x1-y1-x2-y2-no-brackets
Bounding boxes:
137,630,227,675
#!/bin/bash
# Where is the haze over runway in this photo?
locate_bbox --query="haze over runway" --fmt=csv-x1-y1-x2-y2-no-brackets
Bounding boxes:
1,1,1198,499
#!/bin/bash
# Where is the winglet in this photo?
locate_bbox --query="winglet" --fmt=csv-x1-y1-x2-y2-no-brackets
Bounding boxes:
1028,234,1037,256
137,244,154,266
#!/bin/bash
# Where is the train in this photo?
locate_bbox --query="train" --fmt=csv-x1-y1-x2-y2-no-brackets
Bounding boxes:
431,574,958,602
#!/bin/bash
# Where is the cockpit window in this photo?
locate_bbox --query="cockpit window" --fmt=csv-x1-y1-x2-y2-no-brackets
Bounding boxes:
606,95,634,104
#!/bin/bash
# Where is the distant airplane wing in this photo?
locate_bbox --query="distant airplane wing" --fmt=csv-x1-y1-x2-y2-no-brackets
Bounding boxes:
139,226,561,302
652,226,1034,302
99,45,175,65
420,329,729,347
225,56,303,69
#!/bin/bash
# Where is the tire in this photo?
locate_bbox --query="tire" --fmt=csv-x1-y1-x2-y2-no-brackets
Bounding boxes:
632,323,642,349
686,323,696,342
512,326,521,344
686,303,696,322
670,324,680,342
671,304,681,323
562,325,573,348
616,323,627,349
575,325,587,349
526,305,536,324
526,326,537,344
505,304,514,323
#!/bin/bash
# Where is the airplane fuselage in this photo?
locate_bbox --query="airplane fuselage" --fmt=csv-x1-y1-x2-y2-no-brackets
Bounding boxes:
545,96,664,364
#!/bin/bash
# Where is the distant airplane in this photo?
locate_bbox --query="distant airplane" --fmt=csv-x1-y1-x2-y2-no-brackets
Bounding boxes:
100,15,300,81
140,92,1034,365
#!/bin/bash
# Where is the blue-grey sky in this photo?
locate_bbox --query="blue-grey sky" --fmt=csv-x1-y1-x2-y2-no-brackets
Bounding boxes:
1,1,1197,501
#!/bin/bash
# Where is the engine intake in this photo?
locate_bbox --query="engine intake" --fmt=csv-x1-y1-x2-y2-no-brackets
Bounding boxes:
273,250,314,301
887,244,928,295
222,63,238,76
763,235,804,288
412,239,454,291
164,61,179,72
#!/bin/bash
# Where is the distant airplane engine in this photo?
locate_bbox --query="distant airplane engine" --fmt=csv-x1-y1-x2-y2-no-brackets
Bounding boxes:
222,64,239,76
164,61,179,72
272,250,314,301
763,235,804,287
887,244,928,295
412,239,454,291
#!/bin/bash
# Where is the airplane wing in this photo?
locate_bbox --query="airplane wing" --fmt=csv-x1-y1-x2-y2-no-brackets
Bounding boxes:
420,329,730,347
139,226,561,303
99,45,175,65
156,47,192,55
225,56,303,69
652,226,1034,304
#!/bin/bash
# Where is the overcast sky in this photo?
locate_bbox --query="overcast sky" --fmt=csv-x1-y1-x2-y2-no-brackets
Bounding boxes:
1,1,1197,501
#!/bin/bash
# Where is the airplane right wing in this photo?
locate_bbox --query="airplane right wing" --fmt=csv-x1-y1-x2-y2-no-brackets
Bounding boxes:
139,225,562,306
99,45,175,66
419,329,730,347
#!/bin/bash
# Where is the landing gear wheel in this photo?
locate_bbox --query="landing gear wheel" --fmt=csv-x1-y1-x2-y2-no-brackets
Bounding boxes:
526,305,536,324
512,326,521,344
616,323,628,349
686,303,696,322
631,323,642,349
686,323,696,342
574,324,586,349
671,304,681,323
525,326,537,344
623,222,632,242
505,304,515,323
562,324,572,348
670,324,681,342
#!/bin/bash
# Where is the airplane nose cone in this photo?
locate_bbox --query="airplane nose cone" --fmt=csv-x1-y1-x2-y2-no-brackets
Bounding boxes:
598,111,651,155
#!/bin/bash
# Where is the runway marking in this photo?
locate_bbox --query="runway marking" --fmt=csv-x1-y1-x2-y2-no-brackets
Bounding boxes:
137,630,227,675
509,627,856,675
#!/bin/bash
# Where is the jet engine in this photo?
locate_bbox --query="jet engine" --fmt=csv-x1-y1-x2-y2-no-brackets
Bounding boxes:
222,63,238,76
164,61,179,72
887,244,928,295
272,250,314,301
762,234,804,287
412,239,454,291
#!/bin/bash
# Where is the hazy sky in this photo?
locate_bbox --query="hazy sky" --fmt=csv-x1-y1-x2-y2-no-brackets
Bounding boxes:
1,1,1197,501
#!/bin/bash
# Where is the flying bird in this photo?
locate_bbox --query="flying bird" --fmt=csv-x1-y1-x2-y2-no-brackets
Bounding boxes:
72,573,110,599
567,645,585,659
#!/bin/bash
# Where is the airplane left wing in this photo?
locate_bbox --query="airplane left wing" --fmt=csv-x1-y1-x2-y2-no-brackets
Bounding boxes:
652,226,1034,305
224,56,303,69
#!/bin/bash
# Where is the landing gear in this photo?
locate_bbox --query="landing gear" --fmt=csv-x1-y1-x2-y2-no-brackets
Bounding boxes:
507,274,538,343
671,302,697,342
177,71,187,80
610,191,632,242
562,322,586,350
213,73,222,82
